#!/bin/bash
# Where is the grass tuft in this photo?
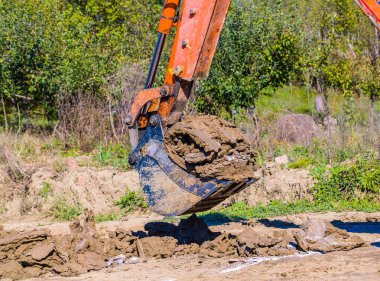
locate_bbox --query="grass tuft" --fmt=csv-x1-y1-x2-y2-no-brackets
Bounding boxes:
40,182,53,198
95,213,121,223
115,190,148,213
93,143,131,170
52,198,82,221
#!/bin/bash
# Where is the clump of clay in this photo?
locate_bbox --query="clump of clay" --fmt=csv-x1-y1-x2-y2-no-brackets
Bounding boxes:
0,215,368,280
293,219,365,253
165,115,256,181
236,228,297,257
0,210,138,280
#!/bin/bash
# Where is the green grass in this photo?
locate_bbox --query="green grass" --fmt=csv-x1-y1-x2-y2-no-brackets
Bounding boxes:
198,200,380,224
374,100,380,113
255,86,316,121
95,213,121,223
115,190,148,213
93,143,131,170
40,182,52,198
288,158,312,169
52,198,82,221
312,152,380,202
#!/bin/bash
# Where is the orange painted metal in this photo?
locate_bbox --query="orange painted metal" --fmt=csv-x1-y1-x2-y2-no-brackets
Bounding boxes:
157,0,231,124
130,0,380,129
194,1,231,79
128,87,163,126
164,0,231,84
158,0,180,35
354,0,380,29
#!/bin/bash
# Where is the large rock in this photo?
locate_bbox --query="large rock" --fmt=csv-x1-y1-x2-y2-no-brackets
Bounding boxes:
293,219,365,253
275,114,321,146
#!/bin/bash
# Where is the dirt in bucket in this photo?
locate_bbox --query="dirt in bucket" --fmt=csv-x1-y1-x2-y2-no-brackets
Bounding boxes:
165,115,257,181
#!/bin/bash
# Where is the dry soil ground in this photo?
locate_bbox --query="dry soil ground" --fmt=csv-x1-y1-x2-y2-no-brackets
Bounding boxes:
1,211,379,281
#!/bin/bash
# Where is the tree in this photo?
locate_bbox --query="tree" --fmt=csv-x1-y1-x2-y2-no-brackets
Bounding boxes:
194,0,301,116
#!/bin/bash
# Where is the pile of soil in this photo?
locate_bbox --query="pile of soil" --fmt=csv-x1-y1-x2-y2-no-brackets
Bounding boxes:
223,160,314,207
165,115,257,181
0,164,140,220
0,210,138,279
0,213,366,280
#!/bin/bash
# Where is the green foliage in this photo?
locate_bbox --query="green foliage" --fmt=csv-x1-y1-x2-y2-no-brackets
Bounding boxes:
200,199,380,222
195,0,301,115
93,143,131,170
255,86,316,121
0,0,160,125
52,198,82,221
40,182,53,198
1,0,379,135
288,158,312,169
314,153,380,202
115,190,148,212
95,213,121,223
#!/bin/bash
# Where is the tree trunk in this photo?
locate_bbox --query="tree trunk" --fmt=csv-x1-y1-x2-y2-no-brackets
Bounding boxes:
1,93,8,132
324,92,333,165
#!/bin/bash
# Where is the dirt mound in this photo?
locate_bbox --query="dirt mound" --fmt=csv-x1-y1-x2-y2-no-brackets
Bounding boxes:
165,115,256,181
293,219,365,253
0,210,138,279
275,114,320,146
224,161,314,207
0,166,140,220
0,214,367,280
237,228,296,257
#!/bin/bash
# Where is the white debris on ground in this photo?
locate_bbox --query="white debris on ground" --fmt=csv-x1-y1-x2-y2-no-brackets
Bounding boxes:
220,252,321,273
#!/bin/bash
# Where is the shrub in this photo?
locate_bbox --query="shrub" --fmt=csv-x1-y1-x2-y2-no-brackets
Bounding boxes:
314,153,380,202
115,190,148,213
93,143,131,170
52,198,82,221
288,158,312,169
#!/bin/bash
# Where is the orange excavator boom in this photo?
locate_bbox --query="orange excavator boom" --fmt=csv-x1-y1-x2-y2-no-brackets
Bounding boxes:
126,0,380,217
354,0,380,29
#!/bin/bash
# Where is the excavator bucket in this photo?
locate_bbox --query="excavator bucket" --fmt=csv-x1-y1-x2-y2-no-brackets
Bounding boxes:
129,115,256,217
126,0,256,217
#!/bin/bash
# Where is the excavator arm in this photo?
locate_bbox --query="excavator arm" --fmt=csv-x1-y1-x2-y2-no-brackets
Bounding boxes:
126,0,254,217
354,0,380,30
127,0,380,217
127,1,231,131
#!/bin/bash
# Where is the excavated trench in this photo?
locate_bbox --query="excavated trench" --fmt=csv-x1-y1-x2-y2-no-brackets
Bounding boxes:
0,211,366,280
165,115,257,181
0,116,370,279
